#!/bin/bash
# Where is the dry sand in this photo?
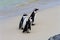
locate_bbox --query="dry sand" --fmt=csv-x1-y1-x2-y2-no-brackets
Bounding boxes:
0,6,60,40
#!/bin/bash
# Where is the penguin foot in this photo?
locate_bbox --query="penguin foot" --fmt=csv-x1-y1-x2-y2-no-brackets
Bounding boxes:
32,24,35,26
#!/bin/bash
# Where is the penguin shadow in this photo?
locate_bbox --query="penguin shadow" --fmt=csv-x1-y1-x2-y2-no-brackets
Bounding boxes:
18,27,31,33
22,31,30,33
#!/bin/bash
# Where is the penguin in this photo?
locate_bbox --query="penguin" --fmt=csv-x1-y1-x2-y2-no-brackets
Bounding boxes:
30,8,39,25
22,17,31,33
19,14,28,29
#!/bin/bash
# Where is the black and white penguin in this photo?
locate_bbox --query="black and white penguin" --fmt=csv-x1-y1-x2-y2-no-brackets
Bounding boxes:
22,17,31,33
30,8,39,25
19,14,28,29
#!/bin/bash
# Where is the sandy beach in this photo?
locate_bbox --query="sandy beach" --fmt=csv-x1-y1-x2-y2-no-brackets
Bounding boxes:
0,5,60,40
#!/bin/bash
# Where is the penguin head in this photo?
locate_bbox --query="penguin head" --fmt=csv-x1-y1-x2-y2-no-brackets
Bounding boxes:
23,14,28,19
33,8,39,14
34,8,39,11
23,14,27,16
